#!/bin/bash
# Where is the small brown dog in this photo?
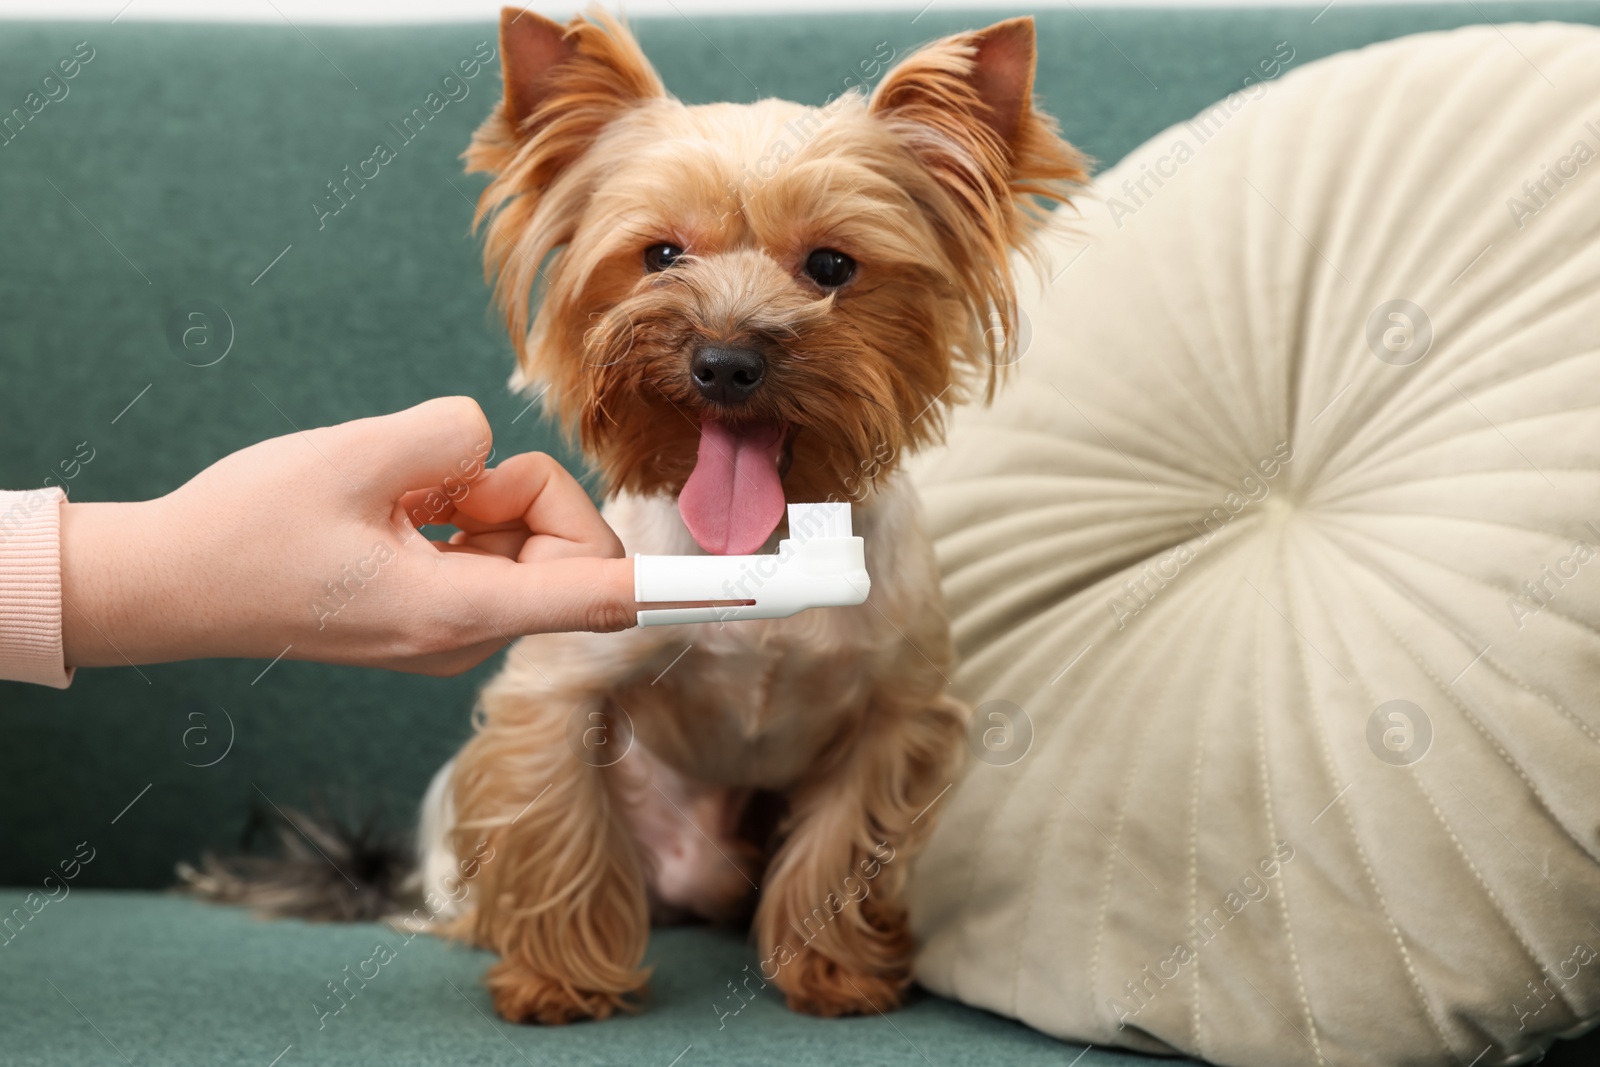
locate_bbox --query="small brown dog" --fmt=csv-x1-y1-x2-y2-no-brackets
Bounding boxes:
417,5,1084,1024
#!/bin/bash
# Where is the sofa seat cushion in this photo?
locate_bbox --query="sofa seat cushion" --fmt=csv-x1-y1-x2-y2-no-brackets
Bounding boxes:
0,890,1160,1066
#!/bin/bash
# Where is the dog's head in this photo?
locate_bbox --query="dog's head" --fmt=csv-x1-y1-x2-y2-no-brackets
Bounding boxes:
469,6,1083,554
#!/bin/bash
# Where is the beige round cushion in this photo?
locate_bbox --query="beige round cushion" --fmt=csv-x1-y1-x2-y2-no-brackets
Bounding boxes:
908,23,1600,1067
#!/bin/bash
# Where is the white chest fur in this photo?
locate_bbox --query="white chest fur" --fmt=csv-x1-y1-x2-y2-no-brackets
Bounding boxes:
593,474,949,787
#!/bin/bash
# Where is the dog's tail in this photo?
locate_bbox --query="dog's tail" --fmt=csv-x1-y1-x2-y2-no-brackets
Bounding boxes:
177,803,419,922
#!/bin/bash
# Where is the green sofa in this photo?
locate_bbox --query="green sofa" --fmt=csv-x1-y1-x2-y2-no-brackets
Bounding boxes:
4,5,1600,1064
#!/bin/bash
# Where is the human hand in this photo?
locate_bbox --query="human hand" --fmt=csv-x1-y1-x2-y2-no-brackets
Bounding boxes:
60,397,636,676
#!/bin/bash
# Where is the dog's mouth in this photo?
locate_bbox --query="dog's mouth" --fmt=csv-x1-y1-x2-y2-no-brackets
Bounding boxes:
677,418,795,555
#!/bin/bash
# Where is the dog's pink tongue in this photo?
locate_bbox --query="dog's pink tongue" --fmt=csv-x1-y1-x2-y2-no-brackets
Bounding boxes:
678,419,786,555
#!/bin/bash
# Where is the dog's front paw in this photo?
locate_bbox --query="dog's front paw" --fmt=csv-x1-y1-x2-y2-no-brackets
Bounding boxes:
485,959,640,1025
777,947,911,1017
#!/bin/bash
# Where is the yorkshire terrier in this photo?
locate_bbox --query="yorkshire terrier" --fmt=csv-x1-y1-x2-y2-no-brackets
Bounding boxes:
414,6,1084,1025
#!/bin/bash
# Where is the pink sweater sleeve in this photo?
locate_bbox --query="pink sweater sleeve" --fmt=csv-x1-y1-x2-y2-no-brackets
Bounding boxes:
0,487,74,688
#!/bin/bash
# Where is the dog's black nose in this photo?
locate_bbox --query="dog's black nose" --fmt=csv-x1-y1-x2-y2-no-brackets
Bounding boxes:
691,346,766,406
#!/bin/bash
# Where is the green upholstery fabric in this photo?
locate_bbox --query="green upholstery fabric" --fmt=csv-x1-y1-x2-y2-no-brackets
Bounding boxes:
4,6,1600,1065
3,894,1596,1066
3,891,1154,1067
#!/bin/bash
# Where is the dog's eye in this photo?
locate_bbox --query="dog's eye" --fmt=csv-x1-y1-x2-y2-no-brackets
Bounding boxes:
644,244,684,272
803,249,855,288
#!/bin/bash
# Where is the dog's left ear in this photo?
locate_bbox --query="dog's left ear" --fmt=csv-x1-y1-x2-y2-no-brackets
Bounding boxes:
473,8,665,186
870,17,1085,248
469,8,666,360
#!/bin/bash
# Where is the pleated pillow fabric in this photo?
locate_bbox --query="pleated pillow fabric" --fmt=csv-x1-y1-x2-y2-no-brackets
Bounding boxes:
908,23,1600,1067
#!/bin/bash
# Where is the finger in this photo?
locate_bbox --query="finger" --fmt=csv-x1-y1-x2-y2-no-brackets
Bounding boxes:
444,553,637,635
373,636,510,677
340,396,495,497
446,528,529,560
450,452,624,559
405,503,550,539
445,513,526,536
398,487,463,529
398,494,531,535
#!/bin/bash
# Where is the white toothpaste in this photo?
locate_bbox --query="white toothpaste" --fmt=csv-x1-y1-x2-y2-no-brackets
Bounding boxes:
633,502,871,626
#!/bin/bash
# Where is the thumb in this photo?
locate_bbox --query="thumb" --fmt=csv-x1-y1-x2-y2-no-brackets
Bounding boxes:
350,396,494,495
443,553,638,636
